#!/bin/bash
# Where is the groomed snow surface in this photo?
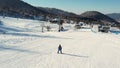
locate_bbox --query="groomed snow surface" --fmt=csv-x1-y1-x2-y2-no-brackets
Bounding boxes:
0,17,120,68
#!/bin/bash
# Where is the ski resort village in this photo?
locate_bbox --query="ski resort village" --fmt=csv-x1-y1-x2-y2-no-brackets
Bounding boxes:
0,0,120,68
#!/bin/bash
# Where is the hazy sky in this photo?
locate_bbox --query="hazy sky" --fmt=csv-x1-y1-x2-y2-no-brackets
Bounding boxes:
23,0,120,14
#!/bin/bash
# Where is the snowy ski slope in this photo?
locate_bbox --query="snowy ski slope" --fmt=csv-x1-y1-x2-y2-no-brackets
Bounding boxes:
0,16,120,68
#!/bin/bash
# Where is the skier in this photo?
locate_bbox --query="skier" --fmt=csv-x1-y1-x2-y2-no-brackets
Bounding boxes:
57,44,62,54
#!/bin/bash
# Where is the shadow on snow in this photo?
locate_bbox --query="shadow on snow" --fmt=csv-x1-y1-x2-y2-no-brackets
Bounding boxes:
3,32,71,39
0,45,39,54
62,53,89,58
0,26,23,32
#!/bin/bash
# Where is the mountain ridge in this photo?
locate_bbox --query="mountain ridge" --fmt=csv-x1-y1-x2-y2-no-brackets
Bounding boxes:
107,13,120,22
0,0,49,18
0,0,119,25
80,11,119,24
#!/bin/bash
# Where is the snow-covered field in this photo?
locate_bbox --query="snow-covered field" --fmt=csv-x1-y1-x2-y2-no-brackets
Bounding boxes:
0,17,120,68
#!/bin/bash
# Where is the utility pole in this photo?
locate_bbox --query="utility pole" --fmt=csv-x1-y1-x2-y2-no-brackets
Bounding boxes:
41,22,44,33
58,14,62,32
39,17,44,33
58,16,61,32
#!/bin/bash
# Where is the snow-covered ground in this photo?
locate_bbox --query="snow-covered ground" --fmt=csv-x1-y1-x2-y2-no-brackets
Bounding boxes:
0,16,120,68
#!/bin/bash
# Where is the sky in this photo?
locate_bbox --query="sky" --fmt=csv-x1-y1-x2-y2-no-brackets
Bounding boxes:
23,0,120,14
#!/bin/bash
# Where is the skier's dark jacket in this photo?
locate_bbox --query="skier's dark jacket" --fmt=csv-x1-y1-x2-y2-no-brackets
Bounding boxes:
58,45,62,50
